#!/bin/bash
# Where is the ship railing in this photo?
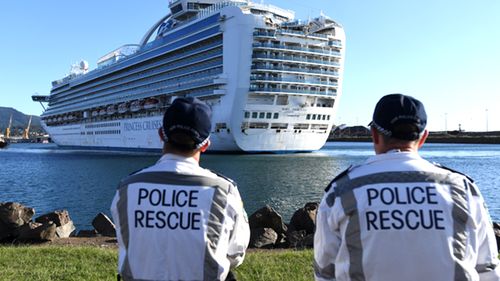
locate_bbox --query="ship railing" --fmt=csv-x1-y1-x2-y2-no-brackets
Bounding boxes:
48,65,222,113
328,40,342,47
251,64,339,76
250,76,338,87
249,87,337,96
45,76,223,116
252,42,341,56
249,2,294,20
253,31,277,38
51,48,222,103
97,44,141,67
252,53,340,67
51,41,222,96
53,62,222,107
279,29,330,39
50,65,223,113
196,1,247,20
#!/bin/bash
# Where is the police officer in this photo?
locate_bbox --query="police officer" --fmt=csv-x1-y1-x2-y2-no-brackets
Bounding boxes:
111,97,250,281
314,94,500,281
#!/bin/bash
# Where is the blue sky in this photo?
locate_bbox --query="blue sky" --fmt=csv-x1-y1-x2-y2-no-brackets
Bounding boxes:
1,0,499,131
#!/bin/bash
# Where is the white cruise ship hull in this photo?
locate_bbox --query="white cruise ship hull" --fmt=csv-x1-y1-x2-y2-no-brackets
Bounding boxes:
43,110,331,152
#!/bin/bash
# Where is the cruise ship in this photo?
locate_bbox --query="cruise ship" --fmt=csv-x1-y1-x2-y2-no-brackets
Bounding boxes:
33,0,345,152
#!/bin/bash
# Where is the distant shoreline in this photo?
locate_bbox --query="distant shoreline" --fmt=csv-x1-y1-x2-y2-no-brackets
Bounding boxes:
329,135,500,144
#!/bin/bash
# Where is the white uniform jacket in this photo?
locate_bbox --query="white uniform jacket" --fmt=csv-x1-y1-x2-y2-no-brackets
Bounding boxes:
314,150,500,281
110,154,250,281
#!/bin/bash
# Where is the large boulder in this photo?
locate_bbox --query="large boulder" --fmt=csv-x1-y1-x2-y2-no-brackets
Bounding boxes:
35,210,71,227
92,213,116,237
17,221,57,242
249,227,278,249
0,202,35,240
288,202,319,234
35,210,75,238
249,205,287,241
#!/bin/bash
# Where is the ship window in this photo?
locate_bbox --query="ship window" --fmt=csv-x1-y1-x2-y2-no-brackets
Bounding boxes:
323,115,326,120
312,114,317,120
271,123,288,129
293,123,309,130
249,122,268,129
273,113,279,119
244,111,250,118
259,112,265,119
312,124,329,130
306,114,311,120
266,112,272,119
327,115,331,120
216,123,227,129
252,112,258,118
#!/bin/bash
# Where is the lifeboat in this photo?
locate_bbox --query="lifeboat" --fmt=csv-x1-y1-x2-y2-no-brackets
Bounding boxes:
144,98,160,110
91,110,99,117
130,100,143,112
99,108,106,116
107,105,117,115
118,103,128,114
57,116,63,122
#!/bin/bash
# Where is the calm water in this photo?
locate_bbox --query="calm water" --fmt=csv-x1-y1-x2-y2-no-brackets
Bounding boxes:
1,142,499,230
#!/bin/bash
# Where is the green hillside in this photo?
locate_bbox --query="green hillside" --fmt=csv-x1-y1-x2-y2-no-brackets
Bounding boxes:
0,107,44,134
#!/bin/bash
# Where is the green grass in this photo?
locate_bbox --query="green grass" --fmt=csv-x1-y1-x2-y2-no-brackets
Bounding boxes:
0,246,314,281
235,249,314,281
0,246,117,281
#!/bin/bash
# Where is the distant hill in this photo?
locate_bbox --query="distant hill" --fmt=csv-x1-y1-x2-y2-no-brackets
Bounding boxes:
0,107,44,134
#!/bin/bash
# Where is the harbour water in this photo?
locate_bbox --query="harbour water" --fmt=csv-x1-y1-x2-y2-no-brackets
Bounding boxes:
1,142,499,230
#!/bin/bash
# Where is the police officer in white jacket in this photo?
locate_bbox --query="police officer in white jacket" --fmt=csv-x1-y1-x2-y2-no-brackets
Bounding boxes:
111,97,250,281
314,94,500,281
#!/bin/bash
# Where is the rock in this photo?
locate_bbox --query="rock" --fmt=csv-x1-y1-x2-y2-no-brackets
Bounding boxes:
0,202,35,227
249,205,287,240
35,210,75,238
56,220,76,238
286,230,314,249
35,210,71,227
289,202,319,234
17,221,57,242
493,222,500,253
92,213,116,237
249,227,278,248
76,229,99,238
0,202,35,240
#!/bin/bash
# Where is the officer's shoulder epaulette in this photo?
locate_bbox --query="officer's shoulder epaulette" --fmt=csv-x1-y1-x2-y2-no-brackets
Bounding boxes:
325,165,352,192
211,170,237,186
433,162,474,183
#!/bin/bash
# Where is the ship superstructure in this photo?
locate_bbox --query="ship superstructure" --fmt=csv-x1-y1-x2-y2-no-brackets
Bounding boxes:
33,0,345,152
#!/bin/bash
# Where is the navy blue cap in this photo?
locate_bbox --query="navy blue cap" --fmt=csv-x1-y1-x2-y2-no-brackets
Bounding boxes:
163,97,212,149
369,94,427,140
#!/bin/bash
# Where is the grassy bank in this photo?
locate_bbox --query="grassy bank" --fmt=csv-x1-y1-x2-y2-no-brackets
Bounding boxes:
0,246,314,281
